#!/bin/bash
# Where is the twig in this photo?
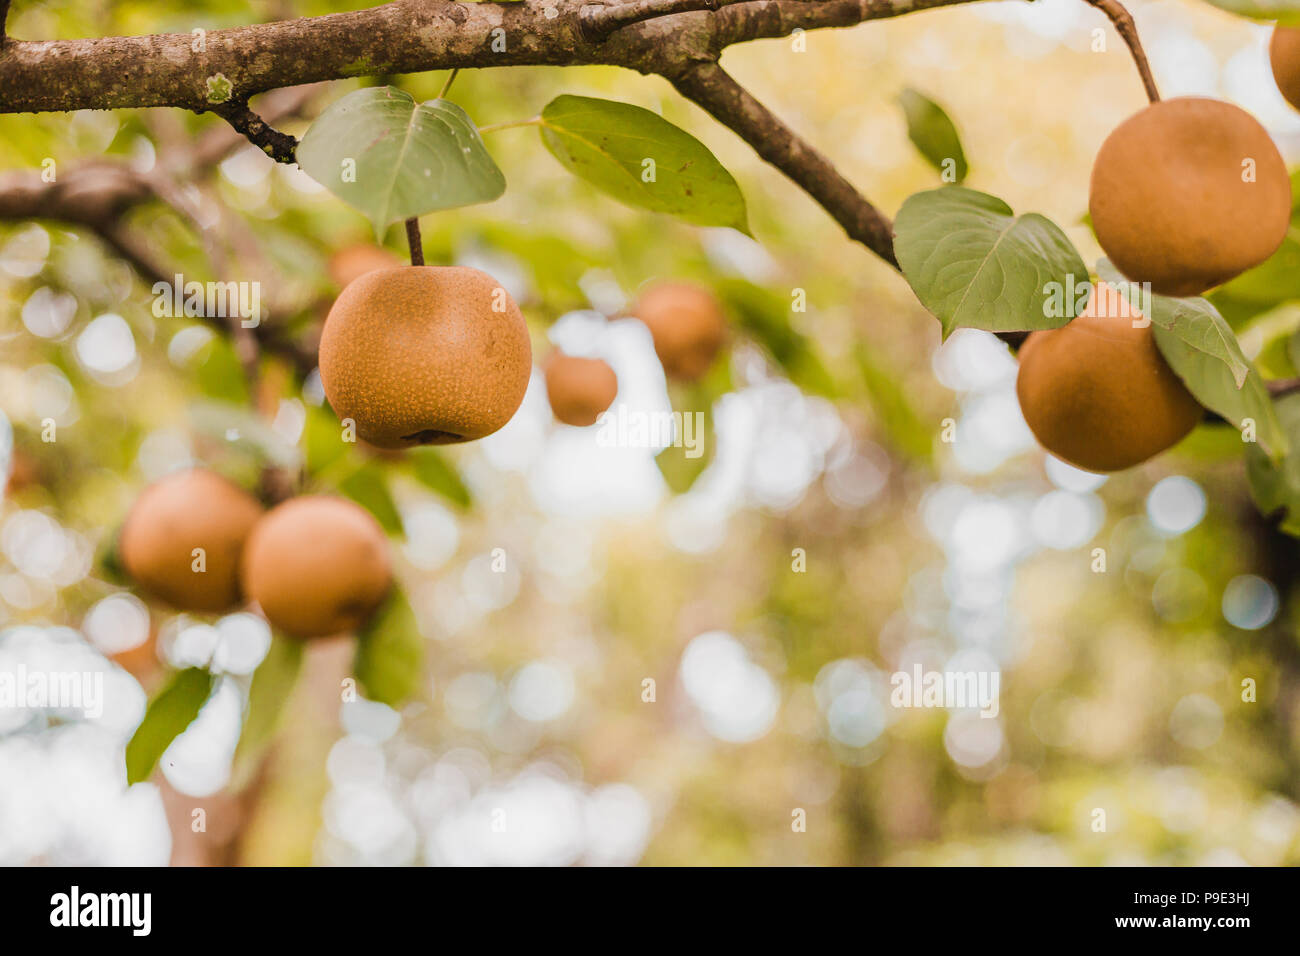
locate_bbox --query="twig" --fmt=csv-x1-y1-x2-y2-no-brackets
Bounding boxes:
670,61,899,268
210,100,300,164
405,218,425,266
1082,0,1160,103
1,0,11,43
1267,377,1300,399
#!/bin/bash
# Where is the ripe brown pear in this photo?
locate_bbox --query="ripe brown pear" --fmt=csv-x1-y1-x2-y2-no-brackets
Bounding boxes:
120,469,264,613
1271,26,1300,112
631,282,727,381
1016,283,1203,472
328,245,405,289
240,496,391,639
318,265,532,449
1089,97,1290,297
544,352,618,426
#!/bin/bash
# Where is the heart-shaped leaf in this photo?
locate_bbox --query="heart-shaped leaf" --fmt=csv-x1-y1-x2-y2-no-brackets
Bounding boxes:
354,590,424,707
894,186,1087,338
125,668,214,785
297,87,505,234
539,95,749,233
898,88,968,184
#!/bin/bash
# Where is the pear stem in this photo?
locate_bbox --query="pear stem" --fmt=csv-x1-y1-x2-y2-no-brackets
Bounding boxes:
405,217,424,266
1085,0,1160,103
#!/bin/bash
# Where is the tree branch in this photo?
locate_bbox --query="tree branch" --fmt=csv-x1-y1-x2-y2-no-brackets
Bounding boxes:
0,162,317,374
1082,0,1159,103
0,0,986,114
209,99,301,164
670,60,899,266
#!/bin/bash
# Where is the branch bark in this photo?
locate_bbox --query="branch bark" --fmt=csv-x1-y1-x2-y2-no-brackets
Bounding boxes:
670,60,899,266
0,0,984,114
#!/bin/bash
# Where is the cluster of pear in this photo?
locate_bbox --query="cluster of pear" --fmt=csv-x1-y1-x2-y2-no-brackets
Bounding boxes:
120,469,391,639
1017,30,1299,474
543,281,728,427
324,243,729,433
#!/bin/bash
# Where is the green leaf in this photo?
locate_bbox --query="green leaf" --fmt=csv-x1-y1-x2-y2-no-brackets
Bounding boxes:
655,359,729,493
715,278,838,397
894,186,1087,338
354,590,424,707
231,636,304,790
297,87,505,234
1094,259,1286,458
539,95,749,233
855,345,933,464
304,404,352,476
1095,269,1251,389
407,447,472,509
338,463,403,534
125,668,214,785
1194,0,1300,24
189,400,302,471
1246,394,1300,536
1218,234,1300,306
1153,325,1286,460
196,335,250,404
897,88,968,183
98,533,129,585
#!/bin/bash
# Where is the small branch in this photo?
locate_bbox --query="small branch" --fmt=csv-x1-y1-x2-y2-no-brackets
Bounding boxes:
1268,377,1300,399
187,85,324,172
405,217,424,266
670,61,899,268
1,0,11,42
1082,0,1159,103
210,100,299,164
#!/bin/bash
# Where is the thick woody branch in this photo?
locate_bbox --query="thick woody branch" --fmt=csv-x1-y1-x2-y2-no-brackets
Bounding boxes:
670,61,899,266
0,0,985,114
582,0,732,38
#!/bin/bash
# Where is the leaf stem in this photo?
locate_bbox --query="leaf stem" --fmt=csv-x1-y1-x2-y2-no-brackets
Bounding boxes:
477,117,542,136
438,68,460,100
405,217,424,266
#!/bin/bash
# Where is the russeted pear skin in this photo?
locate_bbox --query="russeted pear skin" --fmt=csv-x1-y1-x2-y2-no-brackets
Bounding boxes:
318,265,532,449
632,282,727,381
1016,284,1203,473
120,469,264,613
545,352,618,426
328,245,405,289
240,496,391,639
1272,26,1300,112
1089,97,1290,297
